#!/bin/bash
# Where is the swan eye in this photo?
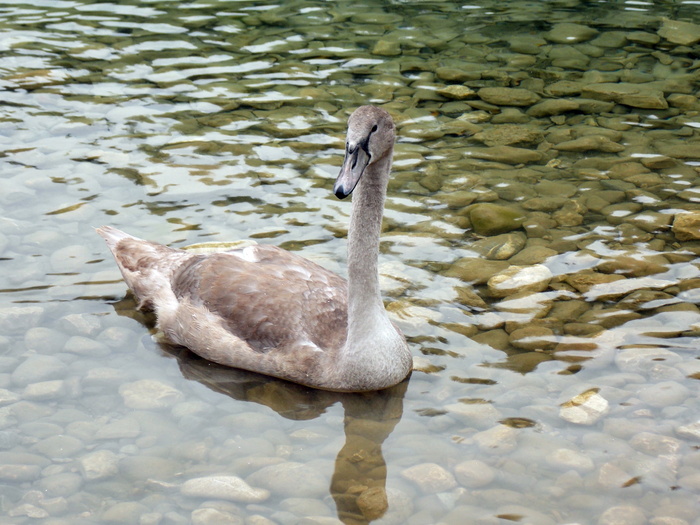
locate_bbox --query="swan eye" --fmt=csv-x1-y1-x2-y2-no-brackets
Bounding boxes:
371,125,378,133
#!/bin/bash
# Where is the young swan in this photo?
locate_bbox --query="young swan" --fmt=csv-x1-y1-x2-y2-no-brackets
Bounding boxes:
97,105,412,392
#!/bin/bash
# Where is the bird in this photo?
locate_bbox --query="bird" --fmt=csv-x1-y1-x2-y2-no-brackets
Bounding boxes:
97,105,412,392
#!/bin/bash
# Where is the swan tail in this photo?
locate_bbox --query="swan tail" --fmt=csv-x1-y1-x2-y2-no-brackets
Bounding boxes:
96,226,190,311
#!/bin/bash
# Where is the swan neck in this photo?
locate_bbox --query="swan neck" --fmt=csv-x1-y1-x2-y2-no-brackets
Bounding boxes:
346,153,391,326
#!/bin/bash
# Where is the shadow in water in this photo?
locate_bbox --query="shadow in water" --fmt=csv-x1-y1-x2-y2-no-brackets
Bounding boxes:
163,343,408,525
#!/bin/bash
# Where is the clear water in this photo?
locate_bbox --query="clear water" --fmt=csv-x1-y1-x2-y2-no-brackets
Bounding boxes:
1,1,699,524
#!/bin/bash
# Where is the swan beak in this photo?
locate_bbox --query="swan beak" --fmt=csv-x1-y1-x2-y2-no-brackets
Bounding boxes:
334,145,370,199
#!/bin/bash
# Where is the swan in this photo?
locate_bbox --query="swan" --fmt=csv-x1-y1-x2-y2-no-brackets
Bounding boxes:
97,105,412,392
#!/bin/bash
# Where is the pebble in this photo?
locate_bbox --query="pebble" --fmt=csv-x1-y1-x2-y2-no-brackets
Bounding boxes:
468,203,525,236
477,87,540,107
658,17,700,46
453,459,494,488
181,475,270,502
118,380,184,409
598,505,647,525
22,380,67,401
191,507,245,525
487,264,553,298
582,83,668,109
400,462,457,493
102,502,150,524
79,449,120,480
0,306,45,335
560,389,610,425
672,212,700,241
471,232,527,260
12,355,68,387
545,22,599,43
246,462,328,498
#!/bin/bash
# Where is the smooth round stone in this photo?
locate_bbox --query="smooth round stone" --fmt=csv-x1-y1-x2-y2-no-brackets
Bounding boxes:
191,507,245,525
63,336,111,356
509,326,556,351
469,145,543,164
559,389,609,425
49,244,93,273
487,264,553,298
582,83,668,110
444,257,510,284
95,416,141,440
119,380,183,410
615,347,681,374
8,503,48,519
545,448,594,473
246,462,327,498
24,327,69,353
119,455,180,481
545,22,599,44
0,388,20,406
98,326,138,349
468,203,525,236
181,475,270,503
443,401,502,428
79,449,120,480
12,355,68,387
658,17,700,46
37,472,83,497
675,421,700,441
477,87,540,107
33,434,84,459
0,464,41,482
400,462,457,493
473,125,543,147
598,505,647,525
509,246,557,265
471,233,527,260
101,502,150,524
527,98,580,117
629,432,682,456
672,212,700,241
637,381,690,408
453,459,494,488
0,306,45,335
22,380,67,401
473,424,518,453
371,38,401,56
554,135,624,153
437,85,476,100
57,313,102,337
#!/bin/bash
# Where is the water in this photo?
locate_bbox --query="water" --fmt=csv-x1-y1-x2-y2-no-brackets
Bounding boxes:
1,0,699,523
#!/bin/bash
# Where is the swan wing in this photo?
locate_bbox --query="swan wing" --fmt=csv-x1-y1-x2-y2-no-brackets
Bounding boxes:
171,244,348,353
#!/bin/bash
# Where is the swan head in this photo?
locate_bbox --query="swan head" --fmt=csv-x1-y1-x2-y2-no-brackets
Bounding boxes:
334,106,395,200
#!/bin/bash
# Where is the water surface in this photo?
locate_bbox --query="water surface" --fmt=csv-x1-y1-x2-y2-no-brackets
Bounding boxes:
1,1,700,524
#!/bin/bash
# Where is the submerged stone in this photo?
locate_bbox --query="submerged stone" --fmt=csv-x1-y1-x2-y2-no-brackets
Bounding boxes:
672,212,700,241
582,83,668,109
468,203,525,236
477,87,541,107
181,475,270,502
544,23,599,44
658,17,700,45
559,389,609,425
471,232,527,260
401,463,457,493
487,264,553,298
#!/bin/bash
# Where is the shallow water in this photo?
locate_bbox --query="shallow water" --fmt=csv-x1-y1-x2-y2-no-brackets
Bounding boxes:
1,0,700,523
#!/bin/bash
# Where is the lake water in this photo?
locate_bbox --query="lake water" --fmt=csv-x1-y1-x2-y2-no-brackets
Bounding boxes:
1,0,700,524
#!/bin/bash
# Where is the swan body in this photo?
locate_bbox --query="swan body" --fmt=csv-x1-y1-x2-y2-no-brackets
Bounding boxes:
97,106,412,392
